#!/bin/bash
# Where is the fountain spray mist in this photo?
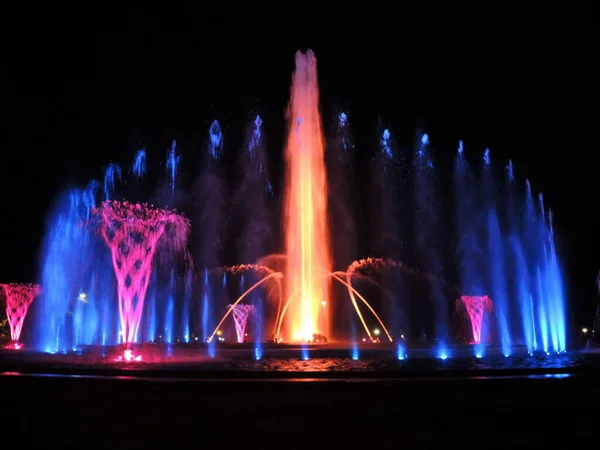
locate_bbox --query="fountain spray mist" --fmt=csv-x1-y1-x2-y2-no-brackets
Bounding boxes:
284,50,331,341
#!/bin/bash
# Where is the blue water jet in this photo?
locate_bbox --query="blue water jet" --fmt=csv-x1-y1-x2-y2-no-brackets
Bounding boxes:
414,132,449,348
201,269,211,340
145,272,157,342
396,343,407,360
103,163,121,201
35,181,117,352
381,129,392,158
248,115,262,154
487,208,512,355
181,271,192,343
436,346,449,360
452,141,566,355
131,149,146,178
166,141,179,192
454,141,485,297
301,345,309,360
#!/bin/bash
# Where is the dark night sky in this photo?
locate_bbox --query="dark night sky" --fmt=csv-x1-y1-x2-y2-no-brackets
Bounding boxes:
0,10,596,324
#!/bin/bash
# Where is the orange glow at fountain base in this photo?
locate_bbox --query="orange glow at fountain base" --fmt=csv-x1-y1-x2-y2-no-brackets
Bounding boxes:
284,50,331,342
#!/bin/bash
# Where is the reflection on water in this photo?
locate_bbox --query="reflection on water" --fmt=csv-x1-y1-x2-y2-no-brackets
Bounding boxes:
225,358,374,372
527,373,572,379
217,354,582,372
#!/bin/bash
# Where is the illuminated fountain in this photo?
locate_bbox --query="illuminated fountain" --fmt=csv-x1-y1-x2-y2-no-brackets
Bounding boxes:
91,201,190,361
0,283,41,349
17,48,568,365
456,296,493,344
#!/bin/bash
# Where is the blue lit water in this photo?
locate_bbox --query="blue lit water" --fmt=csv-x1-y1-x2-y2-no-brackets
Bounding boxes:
30,113,566,357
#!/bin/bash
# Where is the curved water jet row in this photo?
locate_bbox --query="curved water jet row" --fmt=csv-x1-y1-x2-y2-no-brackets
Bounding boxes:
345,258,460,341
215,264,284,341
211,264,277,277
255,253,286,272
328,272,393,343
346,257,460,293
250,255,287,339
207,272,283,343
275,291,299,340
332,270,391,295
272,280,284,340
228,264,284,344
274,272,392,343
212,265,282,301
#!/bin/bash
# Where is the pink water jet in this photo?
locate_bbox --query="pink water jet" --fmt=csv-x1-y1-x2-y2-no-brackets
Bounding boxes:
92,201,190,360
229,304,254,343
456,295,494,344
0,283,41,349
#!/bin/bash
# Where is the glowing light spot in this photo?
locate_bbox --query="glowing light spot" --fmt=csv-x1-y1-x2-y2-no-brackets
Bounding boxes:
437,347,449,360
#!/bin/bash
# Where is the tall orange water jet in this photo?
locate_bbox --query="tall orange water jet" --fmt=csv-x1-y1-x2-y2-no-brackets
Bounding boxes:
284,50,331,341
